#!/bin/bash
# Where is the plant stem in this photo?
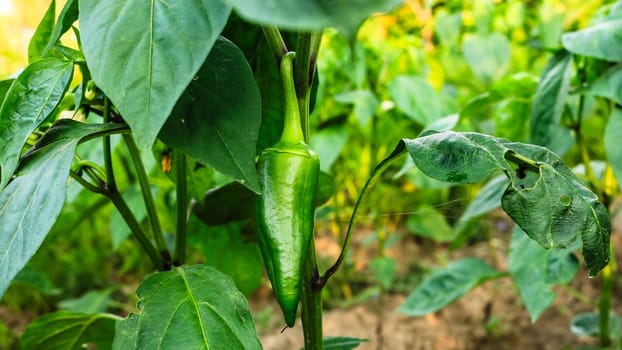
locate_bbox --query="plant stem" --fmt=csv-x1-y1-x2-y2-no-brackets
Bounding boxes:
173,152,188,265
108,190,164,270
261,26,288,62
301,239,323,350
102,97,117,191
295,31,322,142
122,134,171,266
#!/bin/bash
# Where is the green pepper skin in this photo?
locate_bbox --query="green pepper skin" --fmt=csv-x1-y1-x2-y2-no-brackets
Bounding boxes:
255,52,319,327
256,142,319,327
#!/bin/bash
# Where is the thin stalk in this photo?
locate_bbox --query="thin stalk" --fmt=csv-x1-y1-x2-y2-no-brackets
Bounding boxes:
102,97,117,191
173,152,188,265
295,31,322,142
122,134,170,264
261,26,288,62
69,170,106,194
599,261,613,346
108,190,164,269
301,239,323,350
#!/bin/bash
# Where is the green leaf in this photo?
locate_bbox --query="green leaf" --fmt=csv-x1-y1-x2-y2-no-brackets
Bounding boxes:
605,108,622,188
113,265,261,350
0,58,74,189
311,126,348,172
451,175,508,247
159,37,261,193
562,17,622,61
583,65,622,105
389,76,448,126
317,336,368,350
79,0,232,148
334,90,379,127
58,289,114,314
222,0,403,41
187,219,262,296
43,0,79,57
400,131,610,275
407,208,453,242
570,312,622,338
397,258,501,316
404,132,506,184
0,79,14,105
462,32,510,82
369,257,395,290
509,226,579,322
0,120,126,298
530,50,574,155
11,265,60,296
21,311,119,350
28,0,56,63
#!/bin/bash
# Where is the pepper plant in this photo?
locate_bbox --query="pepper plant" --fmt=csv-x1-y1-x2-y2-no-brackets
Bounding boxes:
0,1,613,350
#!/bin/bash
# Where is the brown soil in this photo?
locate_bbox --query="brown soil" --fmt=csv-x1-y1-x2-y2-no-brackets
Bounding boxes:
255,210,622,350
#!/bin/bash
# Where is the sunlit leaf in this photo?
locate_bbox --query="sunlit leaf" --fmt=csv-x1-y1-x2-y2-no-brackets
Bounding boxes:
562,17,622,61
79,0,232,147
605,108,622,188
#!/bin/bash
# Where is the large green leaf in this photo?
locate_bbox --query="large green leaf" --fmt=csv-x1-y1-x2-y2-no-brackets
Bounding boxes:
113,265,261,350
530,50,573,155
21,311,118,350
562,17,622,62
389,76,448,126
0,58,73,189
0,120,126,298
400,131,610,275
605,108,622,188
43,0,79,57
509,226,579,322
397,258,501,316
79,0,232,148
0,79,13,105
222,0,403,40
159,37,261,193
27,0,56,62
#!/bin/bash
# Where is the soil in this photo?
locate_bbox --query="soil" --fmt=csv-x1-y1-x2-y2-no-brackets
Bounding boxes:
254,210,622,350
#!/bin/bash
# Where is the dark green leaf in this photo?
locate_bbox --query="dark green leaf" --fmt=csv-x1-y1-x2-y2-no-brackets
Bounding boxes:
605,108,622,188
530,50,573,155
21,311,119,350
397,258,501,316
0,58,73,189
43,0,79,56
187,219,262,296
58,289,114,314
79,0,232,147
509,226,579,322
113,265,261,349
11,265,60,295
0,79,13,105
570,312,622,338
389,76,448,126
315,171,336,207
407,208,453,242
159,37,261,193
0,120,126,298
28,0,56,62
562,18,622,61
222,0,403,41
582,64,622,104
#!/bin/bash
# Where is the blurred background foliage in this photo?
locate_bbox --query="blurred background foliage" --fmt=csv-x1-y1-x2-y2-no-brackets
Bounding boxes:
0,0,614,347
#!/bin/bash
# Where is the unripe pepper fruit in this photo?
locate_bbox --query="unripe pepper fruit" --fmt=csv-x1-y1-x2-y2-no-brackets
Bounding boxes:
255,52,320,327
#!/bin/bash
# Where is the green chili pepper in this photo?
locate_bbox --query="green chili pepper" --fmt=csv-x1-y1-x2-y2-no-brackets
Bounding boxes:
255,52,320,327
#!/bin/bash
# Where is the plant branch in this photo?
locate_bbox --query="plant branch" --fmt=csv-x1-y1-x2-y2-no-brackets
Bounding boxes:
107,190,165,270
102,97,117,191
262,26,288,62
69,170,106,194
122,133,171,266
173,152,188,265
295,31,323,142
319,149,405,287
301,238,323,350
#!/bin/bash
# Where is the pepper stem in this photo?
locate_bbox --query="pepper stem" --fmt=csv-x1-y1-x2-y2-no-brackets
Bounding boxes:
280,52,305,144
